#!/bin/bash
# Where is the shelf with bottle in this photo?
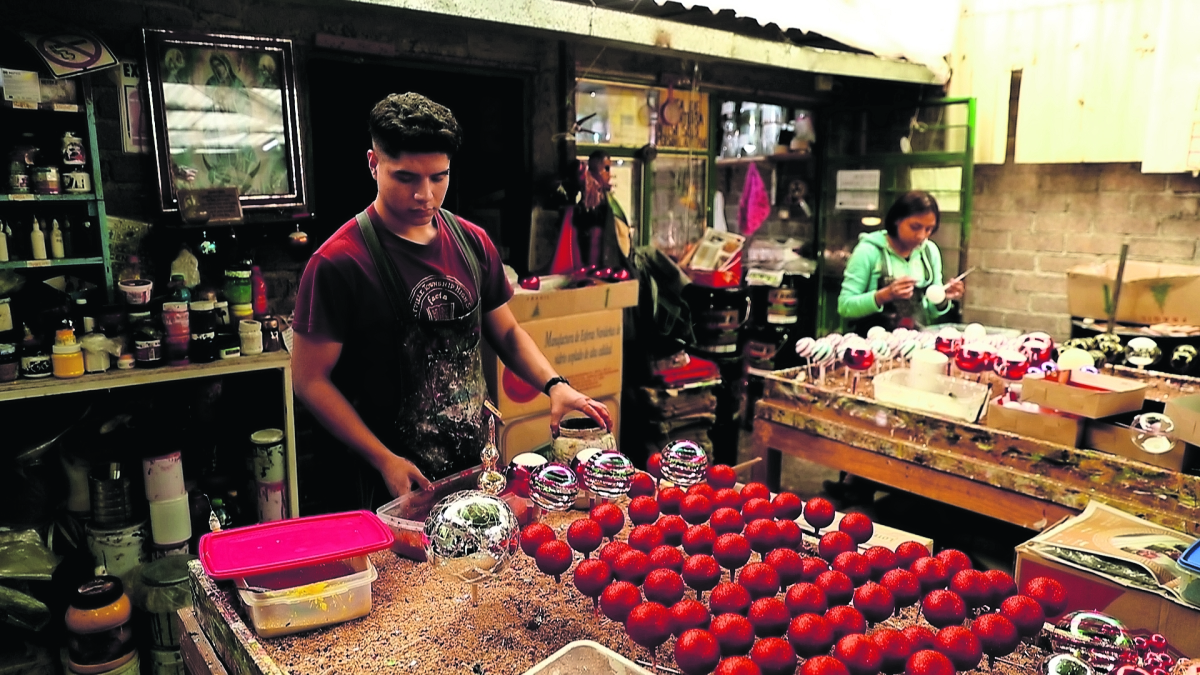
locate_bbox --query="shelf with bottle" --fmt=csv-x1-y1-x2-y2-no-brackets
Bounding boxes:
715,152,815,167
0,213,106,267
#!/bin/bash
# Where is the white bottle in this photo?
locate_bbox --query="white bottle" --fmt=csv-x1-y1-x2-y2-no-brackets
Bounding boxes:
0,221,8,262
50,219,65,259
31,220,47,260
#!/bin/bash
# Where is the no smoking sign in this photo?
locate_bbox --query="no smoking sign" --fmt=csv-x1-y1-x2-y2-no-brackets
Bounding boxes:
21,30,118,78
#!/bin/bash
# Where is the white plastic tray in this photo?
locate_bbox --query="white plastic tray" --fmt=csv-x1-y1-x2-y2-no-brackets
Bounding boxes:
873,368,991,423
521,640,653,675
235,555,377,638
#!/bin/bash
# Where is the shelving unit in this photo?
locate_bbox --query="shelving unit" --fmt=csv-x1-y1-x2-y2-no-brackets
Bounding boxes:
0,80,114,300
714,152,815,166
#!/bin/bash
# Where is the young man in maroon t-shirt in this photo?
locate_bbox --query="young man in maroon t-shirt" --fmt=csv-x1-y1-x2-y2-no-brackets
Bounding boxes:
294,93,611,502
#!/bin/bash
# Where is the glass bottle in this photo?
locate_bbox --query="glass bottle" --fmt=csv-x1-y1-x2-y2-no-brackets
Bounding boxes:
132,316,163,369
168,274,191,303
223,258,252,306
250,265,268,319
61,218,73,258
19,324,52,379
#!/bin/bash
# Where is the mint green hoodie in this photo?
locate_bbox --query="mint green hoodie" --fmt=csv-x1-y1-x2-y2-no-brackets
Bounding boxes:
837,230,952,327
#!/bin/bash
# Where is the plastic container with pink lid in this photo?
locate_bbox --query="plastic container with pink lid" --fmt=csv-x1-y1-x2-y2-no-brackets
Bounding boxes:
198,511,393,637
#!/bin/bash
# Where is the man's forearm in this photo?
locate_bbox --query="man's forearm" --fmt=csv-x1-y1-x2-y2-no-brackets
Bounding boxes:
492,323,558,392
294,376,396,471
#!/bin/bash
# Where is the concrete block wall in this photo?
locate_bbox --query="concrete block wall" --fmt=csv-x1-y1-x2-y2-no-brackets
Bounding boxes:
964,163,1200,338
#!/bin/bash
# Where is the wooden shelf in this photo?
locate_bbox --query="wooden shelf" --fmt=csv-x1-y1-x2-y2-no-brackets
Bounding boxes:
0,350,291,402
716,153,814,166
0,193,96,202
2,101,81,113
0,256,104,270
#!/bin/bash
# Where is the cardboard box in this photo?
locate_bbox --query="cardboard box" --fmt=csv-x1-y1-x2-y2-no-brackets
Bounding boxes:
1017,545,1200,657
499,395,621,463
1067,260,1200,325
987,397,1084,447
1019,371,1146,419
1084,419,1191,471
823,511,934,554
1165,394,1200,448
485,280,638,419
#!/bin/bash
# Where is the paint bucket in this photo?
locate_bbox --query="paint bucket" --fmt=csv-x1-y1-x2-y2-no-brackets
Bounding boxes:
148,496,191,546
86,521,147,580
685,285,748,360
143,451,185,502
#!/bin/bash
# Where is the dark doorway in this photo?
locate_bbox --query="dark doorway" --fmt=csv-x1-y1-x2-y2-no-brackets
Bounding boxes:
305,57,531,271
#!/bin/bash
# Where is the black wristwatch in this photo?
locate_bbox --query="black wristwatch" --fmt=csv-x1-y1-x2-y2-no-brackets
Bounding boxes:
543,375,570,395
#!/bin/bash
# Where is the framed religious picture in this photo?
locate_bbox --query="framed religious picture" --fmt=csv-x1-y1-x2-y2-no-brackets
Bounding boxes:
142,29,307,213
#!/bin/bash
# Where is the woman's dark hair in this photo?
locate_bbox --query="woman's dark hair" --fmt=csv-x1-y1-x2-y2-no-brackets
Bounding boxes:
884,190,940,237
369,92,462,158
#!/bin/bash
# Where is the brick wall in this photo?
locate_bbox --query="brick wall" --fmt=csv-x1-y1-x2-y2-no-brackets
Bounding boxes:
963,163,1200,338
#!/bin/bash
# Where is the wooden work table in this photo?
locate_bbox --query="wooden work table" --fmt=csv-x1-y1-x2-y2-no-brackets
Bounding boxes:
749,368,1200,536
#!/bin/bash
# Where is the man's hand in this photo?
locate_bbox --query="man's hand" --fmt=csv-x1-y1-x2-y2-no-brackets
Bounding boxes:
549,384,613,437
375,453,432,498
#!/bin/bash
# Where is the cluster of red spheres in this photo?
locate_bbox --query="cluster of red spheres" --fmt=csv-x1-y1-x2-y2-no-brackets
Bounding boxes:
514,454,1068,675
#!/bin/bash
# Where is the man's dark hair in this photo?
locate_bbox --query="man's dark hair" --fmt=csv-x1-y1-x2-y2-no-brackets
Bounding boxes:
884,190,940,237
588,149,609,165
369,92,462,157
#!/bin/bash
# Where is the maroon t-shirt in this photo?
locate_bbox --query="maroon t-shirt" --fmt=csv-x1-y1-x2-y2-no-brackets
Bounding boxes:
294,204,513,440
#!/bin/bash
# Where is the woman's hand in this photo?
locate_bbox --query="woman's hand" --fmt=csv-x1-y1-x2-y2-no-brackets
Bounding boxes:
549,384,613,437
875,276,916,305
944,278,965,301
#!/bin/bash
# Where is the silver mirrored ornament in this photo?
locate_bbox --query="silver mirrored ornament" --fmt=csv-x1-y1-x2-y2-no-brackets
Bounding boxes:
422,490,519,584
529,462,579,511
660,440,708,487
1043,653,1095,675
582,450,635,499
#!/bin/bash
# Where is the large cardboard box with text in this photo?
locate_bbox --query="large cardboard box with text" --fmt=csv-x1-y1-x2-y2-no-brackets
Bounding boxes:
1067,260,1200,325
484,281,638,419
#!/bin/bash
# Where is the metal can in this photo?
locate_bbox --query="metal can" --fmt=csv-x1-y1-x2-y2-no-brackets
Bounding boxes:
33,166,59,195
62,131,87,165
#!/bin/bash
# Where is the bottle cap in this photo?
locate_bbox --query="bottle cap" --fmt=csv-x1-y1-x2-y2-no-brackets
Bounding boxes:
189,301,215,312
55,329,77,346
163,302,189,313
53,343,81,354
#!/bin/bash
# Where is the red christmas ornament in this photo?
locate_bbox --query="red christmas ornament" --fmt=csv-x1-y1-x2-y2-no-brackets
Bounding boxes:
765,548,805,588
895,541,930,569
716,656,764,675
934,549,972,577
833,551,872,586
902,625,937,652
949,569,991,610
853,581,895,624
738,562,781,600
804,497,836,531
613,549,651,585
843,344,876,372
648,453,664,479
800,557,830,583
590,502,626,539
658,514,689,547
880,568,923,608
707,464,738,489
748,597,791,637
741,482,771,502
838,512,874,545
801,655,850,675
711,507,746,535
787,613,835,657
933,625,982,671
629,471,658,498
971,612,1020,659
683,554,723,595
684,524,718,556
824,605,867,640
750,637,797,675
645,568,687,606
659,486,685,514
572,559,612,608
744,519,782,555
567,518,604,557
535,540,573,582
954,343,993,374
999,595,1046,637
921,589,967,628
777,520,804,551
771,492,805,521
628,495,661,526
629,524,666,553
518,276,541,291
1022,576,1069,617
785,582,828,616
675,628,722,675
834,633,883,675
600,581,642,622
710,613,756,656
713,533,753,573
819,531,857,563
713,488,744,510
871,628,914,675
909,557,949,593
599,540,632,568
688,483,718,501
816,570,855,606
671,599,712,635
520,522,556,558
682,494,716,525
904,649,956,675
709,581,753,616
982,570,1017,606
864,546,899,581
649,545,685,573
626,601,673,650
742,498,775,522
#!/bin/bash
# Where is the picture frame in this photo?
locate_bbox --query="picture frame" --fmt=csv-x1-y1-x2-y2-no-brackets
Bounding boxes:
142,29,307,213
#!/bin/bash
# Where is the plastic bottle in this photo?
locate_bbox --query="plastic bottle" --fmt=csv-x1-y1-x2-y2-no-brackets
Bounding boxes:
168,274,191,303
30,220,47,260
61,218,73,258
50,219,64,259
250,265,268,319
223,258,252,305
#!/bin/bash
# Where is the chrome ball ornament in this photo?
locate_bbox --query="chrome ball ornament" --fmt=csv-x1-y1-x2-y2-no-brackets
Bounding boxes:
659,439,708,487
582,450,635,499
422,490,520,584
529,461,579,511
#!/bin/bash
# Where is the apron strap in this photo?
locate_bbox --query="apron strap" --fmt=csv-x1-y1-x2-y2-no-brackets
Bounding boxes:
355,209,409,324
438,208,482,294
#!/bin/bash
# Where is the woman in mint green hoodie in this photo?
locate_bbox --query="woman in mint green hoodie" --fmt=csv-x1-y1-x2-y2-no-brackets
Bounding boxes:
837,191,964,332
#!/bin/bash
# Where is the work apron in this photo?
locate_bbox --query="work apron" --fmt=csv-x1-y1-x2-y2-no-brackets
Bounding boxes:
355,208,486,480
849,245,935,334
